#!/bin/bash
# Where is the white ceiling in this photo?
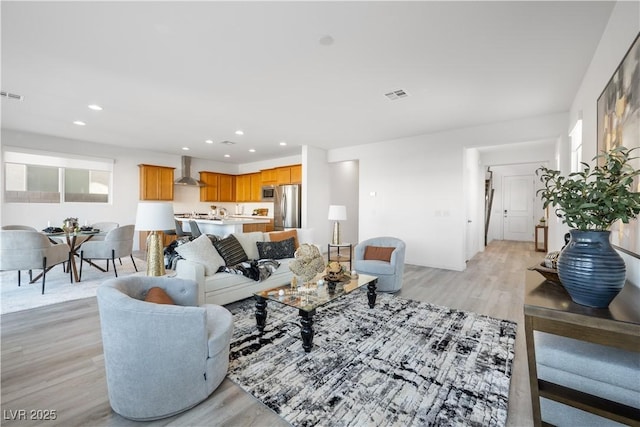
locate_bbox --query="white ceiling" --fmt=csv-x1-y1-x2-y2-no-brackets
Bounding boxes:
1,1,614,164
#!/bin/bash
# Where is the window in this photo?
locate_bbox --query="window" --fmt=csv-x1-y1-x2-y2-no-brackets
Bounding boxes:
3,149,113,204
64,169,110,202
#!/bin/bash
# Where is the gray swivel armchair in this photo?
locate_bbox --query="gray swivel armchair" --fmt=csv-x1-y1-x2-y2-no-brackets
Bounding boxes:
0,230,71,294
96,276,233,421
79,224,137,279
354,236,406,292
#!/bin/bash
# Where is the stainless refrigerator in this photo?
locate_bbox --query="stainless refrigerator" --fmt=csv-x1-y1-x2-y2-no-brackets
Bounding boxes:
274,184,302,231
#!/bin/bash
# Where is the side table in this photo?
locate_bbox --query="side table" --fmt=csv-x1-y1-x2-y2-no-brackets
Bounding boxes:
534,225,548,252
523,270,640,426
327,243,352,270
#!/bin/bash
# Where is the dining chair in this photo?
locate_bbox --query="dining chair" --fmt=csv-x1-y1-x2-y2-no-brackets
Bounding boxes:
188,221,202,238
90,221,120,268
0,230,72,294
1,225,38,231
174,220,191,237
79,225,137,279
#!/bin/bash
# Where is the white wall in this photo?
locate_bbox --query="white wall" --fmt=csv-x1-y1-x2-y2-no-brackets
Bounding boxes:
329,112,568,270
301,145,331,250
565,1,640,287
329,160,359,247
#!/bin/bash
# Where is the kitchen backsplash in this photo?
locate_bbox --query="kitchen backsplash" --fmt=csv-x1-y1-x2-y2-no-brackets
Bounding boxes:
172,186,274,217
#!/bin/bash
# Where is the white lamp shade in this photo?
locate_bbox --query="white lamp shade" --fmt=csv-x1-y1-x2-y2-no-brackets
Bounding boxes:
328,205,347,221
135,202,175,231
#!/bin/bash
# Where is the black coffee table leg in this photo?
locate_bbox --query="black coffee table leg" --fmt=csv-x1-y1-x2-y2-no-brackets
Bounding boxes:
367,279,377,308
255,296,267,333
299,309,316,352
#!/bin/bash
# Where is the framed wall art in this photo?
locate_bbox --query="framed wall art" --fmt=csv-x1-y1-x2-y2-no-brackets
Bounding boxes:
597,33,640,258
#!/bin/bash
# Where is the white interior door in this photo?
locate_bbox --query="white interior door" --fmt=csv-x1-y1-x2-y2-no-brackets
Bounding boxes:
503,175,534,241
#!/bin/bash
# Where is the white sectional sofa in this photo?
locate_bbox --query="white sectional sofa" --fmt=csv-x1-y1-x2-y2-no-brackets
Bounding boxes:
174,229,314,306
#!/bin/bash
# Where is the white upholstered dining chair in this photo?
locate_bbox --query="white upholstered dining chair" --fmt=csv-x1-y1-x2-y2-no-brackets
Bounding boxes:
79,225,137,279
0,230,71,294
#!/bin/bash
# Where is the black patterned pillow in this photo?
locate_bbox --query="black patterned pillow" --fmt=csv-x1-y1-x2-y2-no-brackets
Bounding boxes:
256,237,296,260
213,234,248,266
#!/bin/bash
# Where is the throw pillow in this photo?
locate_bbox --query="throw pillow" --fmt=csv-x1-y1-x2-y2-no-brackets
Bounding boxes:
214,234,249,266
175,234,224,275
256,237,296,260
268,229,299,249
144,287,175,305
232,232,264,260
363,245,395,262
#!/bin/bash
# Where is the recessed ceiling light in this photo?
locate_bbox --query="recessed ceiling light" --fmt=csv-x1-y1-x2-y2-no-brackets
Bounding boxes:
249,149,256,153
235,130,244,136
73,120,86,126
205,139,214,144
182,147,190,151
279,141,287,146
87,104,103,111
224,154,231,158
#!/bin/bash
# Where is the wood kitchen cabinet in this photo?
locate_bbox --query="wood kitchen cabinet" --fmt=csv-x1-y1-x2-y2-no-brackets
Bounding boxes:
274,164,302,185
290,164,302,184
139,164,175,200
250,173,262,201
199,172,219,202
236,173,262,202
242,219,274,233
276,166,291,185
218,174,235,202
261,168,277,185
235,174,250,202
199,172,235,202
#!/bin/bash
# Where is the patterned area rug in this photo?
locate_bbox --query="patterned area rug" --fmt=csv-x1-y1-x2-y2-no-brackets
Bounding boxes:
0,257,145,314
226,290,517,427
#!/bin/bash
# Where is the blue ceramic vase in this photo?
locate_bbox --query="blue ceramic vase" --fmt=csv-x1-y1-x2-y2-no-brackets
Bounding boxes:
557,230,626,308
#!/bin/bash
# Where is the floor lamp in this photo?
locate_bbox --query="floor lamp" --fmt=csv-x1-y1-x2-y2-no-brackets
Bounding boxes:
328,205,347,245
135,202,175,276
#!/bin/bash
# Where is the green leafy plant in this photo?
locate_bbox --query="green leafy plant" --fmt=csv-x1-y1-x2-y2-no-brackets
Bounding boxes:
536,146,640,231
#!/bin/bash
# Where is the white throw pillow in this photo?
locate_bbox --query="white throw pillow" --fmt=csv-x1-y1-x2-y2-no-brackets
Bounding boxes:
175,234,224,276
232,232,265,260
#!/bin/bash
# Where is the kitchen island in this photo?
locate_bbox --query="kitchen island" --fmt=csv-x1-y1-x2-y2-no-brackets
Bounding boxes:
176,216,271,237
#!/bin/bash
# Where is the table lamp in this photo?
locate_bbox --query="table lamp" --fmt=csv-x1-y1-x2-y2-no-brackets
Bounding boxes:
328,205,347,245
135,202,175,276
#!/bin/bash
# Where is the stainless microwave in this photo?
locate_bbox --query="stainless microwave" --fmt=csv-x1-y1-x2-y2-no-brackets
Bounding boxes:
261,186,275,201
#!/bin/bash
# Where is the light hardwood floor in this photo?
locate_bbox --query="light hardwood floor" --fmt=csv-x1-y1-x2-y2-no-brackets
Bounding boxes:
0,240,543,426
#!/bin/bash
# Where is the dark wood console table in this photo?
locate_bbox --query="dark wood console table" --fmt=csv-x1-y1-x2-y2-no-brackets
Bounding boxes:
523,271,640,426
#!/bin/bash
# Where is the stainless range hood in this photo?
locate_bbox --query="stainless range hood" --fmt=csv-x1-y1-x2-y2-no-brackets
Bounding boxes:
175,156,205,186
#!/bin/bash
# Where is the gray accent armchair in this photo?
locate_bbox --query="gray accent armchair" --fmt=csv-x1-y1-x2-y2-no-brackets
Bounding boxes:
79,224,137,279
96,276,233,421
354,236,406,292
0,230,71,293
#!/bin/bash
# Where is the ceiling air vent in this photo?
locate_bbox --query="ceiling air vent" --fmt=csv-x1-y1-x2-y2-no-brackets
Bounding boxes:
220,140,236,145
384,89,408,101
0,91,24,101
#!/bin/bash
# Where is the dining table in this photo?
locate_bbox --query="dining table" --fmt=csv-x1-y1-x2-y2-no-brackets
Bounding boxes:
37,229,106,283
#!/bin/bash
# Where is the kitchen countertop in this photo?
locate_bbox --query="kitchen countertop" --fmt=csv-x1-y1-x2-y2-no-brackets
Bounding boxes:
175,216,270,225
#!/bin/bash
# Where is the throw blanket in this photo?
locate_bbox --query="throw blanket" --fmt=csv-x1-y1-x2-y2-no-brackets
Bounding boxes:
220,259,281,281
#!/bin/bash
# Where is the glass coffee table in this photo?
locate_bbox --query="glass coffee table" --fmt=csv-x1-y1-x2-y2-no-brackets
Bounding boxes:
254,274,378,352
